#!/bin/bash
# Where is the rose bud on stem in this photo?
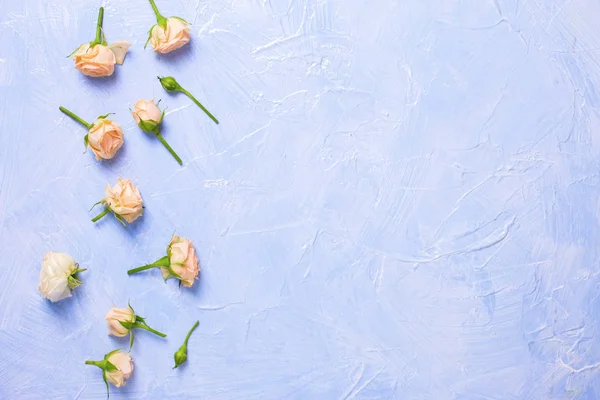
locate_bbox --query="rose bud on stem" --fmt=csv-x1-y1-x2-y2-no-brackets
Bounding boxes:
145,0,191,54
85,350,133,398
91,178,144,226
70,7,130,77
131,99,182,164
59,106,124,160
106,302,166,348
127,235,200,288
158,76,219,124
173,320,199,369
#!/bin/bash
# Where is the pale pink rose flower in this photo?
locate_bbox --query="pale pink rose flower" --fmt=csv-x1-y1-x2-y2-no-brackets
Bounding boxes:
104,178,144,223
105,351,134,388
105,307,135,337
73,41,131,77
88,118,124,160
73,44,116,77
161,235,200,287
131,99,163,125
150,18,190,54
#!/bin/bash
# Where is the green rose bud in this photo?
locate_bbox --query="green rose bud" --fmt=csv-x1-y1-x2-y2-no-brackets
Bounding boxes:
173,320,199,369
158,76,180,92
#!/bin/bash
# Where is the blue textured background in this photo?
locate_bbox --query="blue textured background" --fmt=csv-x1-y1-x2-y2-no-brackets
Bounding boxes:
2,0,600,398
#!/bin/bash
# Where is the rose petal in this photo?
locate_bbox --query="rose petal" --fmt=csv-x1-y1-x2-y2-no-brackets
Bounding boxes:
108,40,131,65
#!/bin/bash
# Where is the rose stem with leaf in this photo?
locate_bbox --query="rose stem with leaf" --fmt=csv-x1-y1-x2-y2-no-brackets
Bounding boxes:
158,76,219,124
174,320,199,369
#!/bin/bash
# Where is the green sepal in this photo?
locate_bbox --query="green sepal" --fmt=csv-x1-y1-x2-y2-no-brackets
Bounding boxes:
118,320,134,330
114,213,127,227
171,16,190,24
67,275,84,290
84,134,89,149
97,113,113,120
144,28,153,49
138,118,159,133
89,200,102,211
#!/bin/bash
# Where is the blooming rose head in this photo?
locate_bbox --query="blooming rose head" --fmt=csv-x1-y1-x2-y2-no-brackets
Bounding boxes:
161,235,199,287
105,351,134,388
38,252,84,302
104,178,144,223
131,99,163,132
87,117,124,160
73,44,116,77
106,306,135,337
149,17,190,54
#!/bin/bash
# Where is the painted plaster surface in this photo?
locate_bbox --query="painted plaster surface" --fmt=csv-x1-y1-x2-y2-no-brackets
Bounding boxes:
1,0,600,398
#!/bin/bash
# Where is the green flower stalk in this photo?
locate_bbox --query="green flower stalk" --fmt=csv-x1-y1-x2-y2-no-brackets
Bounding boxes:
173,320,199,368
158,76,219,124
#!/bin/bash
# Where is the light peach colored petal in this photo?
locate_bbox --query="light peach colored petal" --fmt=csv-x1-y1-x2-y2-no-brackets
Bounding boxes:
149,18,190,54
108,40,131,65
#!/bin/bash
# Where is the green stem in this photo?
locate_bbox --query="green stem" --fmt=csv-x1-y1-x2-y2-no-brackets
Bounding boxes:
180,88,219,124
59,106,92,129
183,320,199,346
148,0,166,24
85,360,104,369
128,256,170,275
91,207,110,222
91,7,104,46
155,130,183,165
134,322,167,338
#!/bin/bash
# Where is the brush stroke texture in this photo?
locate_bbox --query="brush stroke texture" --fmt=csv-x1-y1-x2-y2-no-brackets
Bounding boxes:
1,0,600,398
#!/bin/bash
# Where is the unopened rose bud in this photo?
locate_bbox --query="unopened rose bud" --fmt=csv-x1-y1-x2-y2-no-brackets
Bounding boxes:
158,76,180,92
173,321,199,369
131,99,164,132
106,303,166,348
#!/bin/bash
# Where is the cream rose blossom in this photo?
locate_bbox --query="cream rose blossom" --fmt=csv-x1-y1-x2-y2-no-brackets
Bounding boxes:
59,107,125,161
91,178,144,226
38,252,86,302
162,235,200,287
87,117,124,160
71,8,130,77
106,307,135,337
149,18,190,54
106,303,166,348
105,351,134,387
86,350,133,396
127,234,200,288
131,98,182,164
146,0,190,53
